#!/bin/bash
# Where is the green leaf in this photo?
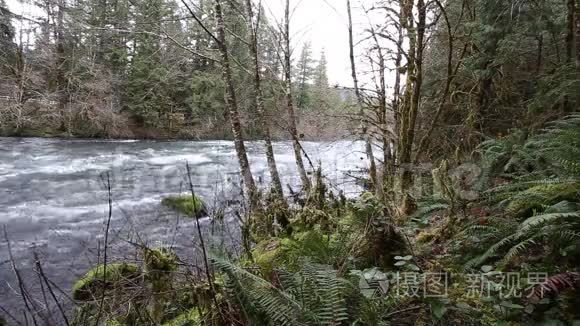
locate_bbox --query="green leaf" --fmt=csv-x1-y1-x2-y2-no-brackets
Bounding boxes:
394,261,407,266
481,265,493,273
430,300,448,320
407,264,420,271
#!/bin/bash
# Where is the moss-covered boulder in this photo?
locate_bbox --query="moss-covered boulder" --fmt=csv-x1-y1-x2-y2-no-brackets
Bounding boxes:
251,231,335,276
162,194,208,218
72,263,140,301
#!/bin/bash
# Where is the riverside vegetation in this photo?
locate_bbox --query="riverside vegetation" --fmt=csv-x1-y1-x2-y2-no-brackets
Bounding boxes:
1,0,580,324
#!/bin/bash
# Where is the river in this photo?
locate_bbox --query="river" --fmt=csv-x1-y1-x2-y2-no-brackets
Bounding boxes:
0,137,368,316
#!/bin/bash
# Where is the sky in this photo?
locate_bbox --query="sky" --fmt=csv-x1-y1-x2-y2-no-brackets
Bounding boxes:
264,0,355,87
5,0,378,87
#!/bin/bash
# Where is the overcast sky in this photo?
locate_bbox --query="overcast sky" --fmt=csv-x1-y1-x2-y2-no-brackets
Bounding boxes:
6,0,378,87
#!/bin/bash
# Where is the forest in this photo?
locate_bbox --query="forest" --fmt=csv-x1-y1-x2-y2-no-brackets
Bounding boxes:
0,0,348,139
0,0,580,325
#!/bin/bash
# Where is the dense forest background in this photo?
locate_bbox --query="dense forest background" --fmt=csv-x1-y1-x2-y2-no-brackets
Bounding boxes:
0,0,351,139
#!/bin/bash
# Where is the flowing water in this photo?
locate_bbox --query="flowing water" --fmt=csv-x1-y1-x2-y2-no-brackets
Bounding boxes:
0,137,367,315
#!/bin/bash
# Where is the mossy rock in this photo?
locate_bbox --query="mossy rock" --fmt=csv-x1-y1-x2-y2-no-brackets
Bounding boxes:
72,263,140,301
162,308,201,326
162,195,208,218
252,231,335,275
252,238,287,276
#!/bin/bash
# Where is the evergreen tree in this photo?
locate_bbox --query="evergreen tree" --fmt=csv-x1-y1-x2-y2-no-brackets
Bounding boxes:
313,49,329,88
295,41,314,109
0,0,16,80
124,0,172,127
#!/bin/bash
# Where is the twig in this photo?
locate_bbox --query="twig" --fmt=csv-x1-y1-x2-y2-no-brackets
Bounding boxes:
185,162,220,312
3,226,40,326
0,304,23,326
94,172,113,326
33,251,71,326
385,305,423,318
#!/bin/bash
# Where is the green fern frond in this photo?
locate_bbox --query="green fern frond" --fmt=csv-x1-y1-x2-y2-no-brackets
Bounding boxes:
520,212,580,230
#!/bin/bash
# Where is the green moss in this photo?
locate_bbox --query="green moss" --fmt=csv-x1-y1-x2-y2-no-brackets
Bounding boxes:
507,182,579,215
292,207,335,232
143,247,178,273
162,308,201,326
251,231,337,276
162,195,208,218
72,263,140,301
252,238,285,275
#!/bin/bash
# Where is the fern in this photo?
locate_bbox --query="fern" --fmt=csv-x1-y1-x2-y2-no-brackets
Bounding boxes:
211,257,361,326
528,272,580,302
520,212,580,230
464,114,580,268
211,257,307,325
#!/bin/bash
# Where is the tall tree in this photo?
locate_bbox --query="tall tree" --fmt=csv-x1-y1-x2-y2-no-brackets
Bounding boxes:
313,49,329,88
347,0,378,191
124,0,170,127
283,0,311,191
244,0,284,197
295,41,314,109
213,0,258,202
395,0,426,213
0,0,16,83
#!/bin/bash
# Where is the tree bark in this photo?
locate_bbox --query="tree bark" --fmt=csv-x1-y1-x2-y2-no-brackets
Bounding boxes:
283,0,311,192
575,0,580,73
397,0,424,197
413,0,462,163
347,0,378,192
368,22,390,189
214,0,257,203
391,8,404,171
55,0,68,132
244,0,284,197
566,0,575,63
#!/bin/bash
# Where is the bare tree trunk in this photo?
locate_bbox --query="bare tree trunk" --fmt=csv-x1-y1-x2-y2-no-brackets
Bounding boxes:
567,0,575,63
283,0,311,192
391,8,404,172
347,0,378,192
214,0,257,203
396,0,418,197
575,0,580,74
368,24,390,190
413,0,463,163
245,0,284,197
394,0,425,215
55,0,68,133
